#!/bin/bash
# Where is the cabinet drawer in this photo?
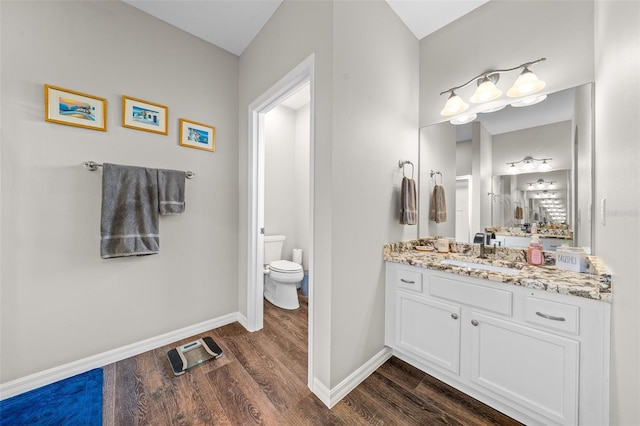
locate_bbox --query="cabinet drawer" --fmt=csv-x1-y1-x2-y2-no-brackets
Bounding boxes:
396,268,423,292
429,274,512,316
525,297,580,335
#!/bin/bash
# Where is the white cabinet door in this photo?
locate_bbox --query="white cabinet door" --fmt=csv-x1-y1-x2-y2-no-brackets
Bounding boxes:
396,291,461,374
469,312,579,426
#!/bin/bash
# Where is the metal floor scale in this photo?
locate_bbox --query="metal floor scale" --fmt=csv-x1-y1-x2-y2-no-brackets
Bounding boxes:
167,336,223,376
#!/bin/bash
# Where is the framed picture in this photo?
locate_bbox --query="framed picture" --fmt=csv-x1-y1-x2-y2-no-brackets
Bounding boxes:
122,96,168,135
44,84,107,131
179,118,216,152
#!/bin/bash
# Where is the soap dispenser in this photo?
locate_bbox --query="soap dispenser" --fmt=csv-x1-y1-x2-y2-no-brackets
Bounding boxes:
527,234,543,266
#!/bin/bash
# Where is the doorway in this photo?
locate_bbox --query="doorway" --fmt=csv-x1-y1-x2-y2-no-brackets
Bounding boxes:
455,175,472,243
247,55,315,388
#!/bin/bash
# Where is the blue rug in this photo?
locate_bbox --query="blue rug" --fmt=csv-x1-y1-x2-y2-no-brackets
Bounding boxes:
0,368,102,426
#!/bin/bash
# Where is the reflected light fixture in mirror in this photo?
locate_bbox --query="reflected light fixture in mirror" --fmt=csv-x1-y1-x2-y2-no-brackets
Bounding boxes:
439,58,546,125
507,155,553,174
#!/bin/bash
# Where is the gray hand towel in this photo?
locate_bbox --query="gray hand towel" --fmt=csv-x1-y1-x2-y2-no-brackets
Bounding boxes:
100,163,160,258
158,169,186,215
429,184,447,223
400,177,417,225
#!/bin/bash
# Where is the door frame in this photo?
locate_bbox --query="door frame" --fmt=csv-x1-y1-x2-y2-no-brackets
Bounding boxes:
246,54,315,388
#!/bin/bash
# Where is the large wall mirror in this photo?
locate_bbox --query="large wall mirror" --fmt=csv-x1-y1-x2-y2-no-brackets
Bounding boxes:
418,83,594,254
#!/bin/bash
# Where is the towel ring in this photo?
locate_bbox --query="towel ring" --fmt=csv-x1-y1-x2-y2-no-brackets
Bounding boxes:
430,170,442,184
398,160,414,179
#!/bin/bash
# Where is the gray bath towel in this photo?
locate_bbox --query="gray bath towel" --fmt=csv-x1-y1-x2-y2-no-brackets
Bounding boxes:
429,184,447,223
400,177,417,225
158,169,186,215
100,163,160,258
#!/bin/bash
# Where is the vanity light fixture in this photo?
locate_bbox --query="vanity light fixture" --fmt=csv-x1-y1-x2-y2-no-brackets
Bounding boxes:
511,94,547,107
527,178,556,190
439,58,546,120
506,155,553,173
449,113,477,125
507,67,546,97
440,91,469,117
470,75,502,103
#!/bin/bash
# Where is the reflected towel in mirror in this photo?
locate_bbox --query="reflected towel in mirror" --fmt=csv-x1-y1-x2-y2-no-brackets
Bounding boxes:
430,184,447,223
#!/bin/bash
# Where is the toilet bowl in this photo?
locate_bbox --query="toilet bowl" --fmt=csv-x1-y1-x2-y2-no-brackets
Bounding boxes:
263,235,303,310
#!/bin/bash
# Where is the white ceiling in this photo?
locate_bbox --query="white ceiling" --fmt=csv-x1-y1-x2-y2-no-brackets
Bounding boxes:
122,0,489,56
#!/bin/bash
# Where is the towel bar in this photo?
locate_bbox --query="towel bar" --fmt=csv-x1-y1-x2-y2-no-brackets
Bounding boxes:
84,161,195,179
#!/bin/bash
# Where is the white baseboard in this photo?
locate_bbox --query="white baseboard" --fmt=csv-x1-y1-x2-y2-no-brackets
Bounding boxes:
0,312,241,400
313,346,393,408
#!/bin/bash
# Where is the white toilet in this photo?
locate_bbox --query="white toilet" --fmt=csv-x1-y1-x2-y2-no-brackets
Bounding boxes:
264,235,303,310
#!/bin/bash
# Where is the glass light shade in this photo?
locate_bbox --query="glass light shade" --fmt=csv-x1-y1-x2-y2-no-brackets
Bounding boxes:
508,164,518,174
507,69,545,97
440,93,469,117
450,113,477,125
470,80,502,103
522,159,534,171
479,104,506,113
538,160,552,172
511,94,547,107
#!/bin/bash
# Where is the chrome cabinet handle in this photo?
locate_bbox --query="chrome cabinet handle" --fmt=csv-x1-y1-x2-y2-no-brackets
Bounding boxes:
451,313,458,320
471,319,479,326
536,311,566,322
400,278,415,284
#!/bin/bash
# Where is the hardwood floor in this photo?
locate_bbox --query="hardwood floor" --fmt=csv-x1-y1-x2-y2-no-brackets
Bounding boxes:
104,292,521,425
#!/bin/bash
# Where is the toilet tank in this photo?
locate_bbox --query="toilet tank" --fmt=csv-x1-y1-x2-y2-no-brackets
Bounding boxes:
264,235,285,264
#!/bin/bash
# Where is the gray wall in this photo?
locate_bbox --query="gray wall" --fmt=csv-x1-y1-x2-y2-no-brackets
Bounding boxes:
594,1,640,424
264,103,310,269
239,0,419,389
0,1,239,382
238,0,336,387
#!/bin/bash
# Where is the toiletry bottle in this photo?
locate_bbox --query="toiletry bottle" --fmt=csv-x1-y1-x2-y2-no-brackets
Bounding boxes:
527,234,543,266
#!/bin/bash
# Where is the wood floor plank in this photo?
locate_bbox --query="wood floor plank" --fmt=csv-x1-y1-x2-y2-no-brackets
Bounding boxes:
102,363,116,426
375,356,427,392
224,334,310,414
107,291,521,426
282,393,346,426
206,361,284,425
414,373,523,426
356,370,466,426
114,356,154,425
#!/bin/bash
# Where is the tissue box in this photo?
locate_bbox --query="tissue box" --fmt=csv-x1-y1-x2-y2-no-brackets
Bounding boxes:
555,247,587,273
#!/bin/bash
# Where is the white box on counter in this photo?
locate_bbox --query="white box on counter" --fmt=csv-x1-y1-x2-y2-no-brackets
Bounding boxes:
555,247,587,273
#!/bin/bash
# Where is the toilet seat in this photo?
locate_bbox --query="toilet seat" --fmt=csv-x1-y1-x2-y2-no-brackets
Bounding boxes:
269,260,303,274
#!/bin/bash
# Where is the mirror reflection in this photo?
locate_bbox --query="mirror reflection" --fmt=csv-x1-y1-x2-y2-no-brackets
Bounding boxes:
418,84,594,253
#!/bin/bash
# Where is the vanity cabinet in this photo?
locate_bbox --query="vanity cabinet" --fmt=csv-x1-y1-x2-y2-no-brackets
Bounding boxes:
385,262,610,426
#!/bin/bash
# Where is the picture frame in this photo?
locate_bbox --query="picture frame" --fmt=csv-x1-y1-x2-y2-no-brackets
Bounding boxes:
179,118,216,152
44,84,107,131
122,96,168,135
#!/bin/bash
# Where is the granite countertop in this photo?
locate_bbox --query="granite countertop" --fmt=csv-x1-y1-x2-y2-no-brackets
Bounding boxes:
384,238,612,302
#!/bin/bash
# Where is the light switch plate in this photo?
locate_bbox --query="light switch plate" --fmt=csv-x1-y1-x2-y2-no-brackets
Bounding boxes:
600,198,606,225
